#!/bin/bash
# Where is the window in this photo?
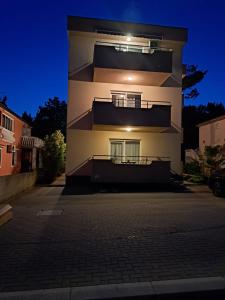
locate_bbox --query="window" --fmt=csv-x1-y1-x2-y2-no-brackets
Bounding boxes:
0,148,1,167
2,114,13,131
7,145,13,153
110,140,140,164
111,92,141,108
12,146,16,167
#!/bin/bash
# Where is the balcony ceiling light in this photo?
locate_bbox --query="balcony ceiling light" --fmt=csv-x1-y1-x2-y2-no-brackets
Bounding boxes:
127,76,133,81
126,127,132,132
126,35,132,42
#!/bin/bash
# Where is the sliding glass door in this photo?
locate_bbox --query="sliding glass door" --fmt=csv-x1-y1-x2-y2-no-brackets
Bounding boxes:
110,140,140,163
111,92,141,108
125,141,140,162
127,94,141,108
111,141,123,164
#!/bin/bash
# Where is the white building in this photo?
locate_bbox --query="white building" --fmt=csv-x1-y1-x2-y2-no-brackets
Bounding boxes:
66,16,187,185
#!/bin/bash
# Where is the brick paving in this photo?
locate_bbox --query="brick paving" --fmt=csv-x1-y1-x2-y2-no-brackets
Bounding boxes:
1,179,225,292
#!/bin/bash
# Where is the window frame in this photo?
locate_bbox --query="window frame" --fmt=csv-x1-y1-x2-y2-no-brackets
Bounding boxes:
111,91,142,108
2,113,14,132
11,146,17,167
109,139,141,163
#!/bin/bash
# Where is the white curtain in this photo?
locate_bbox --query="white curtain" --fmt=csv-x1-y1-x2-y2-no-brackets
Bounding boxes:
111,142,123,163
111,141,140,163
112,94,125,107
126,95,136,108
125,142,140,162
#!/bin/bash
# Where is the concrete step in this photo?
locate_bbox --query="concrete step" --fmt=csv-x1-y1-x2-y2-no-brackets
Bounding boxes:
0,204,12,227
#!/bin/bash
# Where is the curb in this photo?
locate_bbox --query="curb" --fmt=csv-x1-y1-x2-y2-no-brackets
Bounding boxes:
1,277,225,299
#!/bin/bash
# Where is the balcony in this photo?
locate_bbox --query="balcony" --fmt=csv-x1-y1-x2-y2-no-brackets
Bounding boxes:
0,126,15,143
94,43,172,73
93,43,173,85
92,98,171,128
21,136,44,149
91,156,171,183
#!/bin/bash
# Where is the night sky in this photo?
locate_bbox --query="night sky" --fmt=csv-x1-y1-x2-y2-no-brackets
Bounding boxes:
1,0,225,116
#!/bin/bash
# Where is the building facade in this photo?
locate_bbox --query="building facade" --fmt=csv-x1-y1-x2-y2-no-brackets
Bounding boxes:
0,104,43,176
66,16,187,184
198,115,225,154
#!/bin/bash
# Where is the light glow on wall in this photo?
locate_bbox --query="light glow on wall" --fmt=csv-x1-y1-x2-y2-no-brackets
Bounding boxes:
126,35,132,42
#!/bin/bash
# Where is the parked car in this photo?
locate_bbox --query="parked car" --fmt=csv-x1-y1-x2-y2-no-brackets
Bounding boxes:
208,168,225,197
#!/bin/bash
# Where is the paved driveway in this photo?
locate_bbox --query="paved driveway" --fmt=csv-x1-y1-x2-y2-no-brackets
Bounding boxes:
0,180,225,292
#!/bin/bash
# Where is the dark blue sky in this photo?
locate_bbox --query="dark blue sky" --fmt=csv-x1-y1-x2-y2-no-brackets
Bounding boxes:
1,0,225,116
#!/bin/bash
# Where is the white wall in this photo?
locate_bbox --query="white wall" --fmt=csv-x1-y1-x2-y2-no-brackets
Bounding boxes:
67,30,185,179
199,119,225,153
68,80,182,128
69,31,184,83
66,129,182,175
69,32,149,75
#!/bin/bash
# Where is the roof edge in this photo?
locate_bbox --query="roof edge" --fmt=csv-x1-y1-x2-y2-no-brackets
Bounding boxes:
0,103,30,126
197,114,225,127
67,15,188,42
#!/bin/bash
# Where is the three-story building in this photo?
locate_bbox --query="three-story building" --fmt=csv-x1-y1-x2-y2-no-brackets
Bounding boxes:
66,16,187,185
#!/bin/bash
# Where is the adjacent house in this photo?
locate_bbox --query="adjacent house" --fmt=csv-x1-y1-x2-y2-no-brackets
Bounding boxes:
66,16,187,185
198,114,225,153
0,103,43,176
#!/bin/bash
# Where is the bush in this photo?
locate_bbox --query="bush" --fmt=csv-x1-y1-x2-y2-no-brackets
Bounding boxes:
184,161,201,175
41,130,66,183
204,144,225,171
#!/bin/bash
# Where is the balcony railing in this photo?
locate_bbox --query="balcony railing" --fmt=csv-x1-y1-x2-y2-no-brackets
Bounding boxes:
93,155,170,165
94,43,173,73
94,97,170,109
96,41,172,54
92,98,171,127
91,155,171,183
21,136,44,149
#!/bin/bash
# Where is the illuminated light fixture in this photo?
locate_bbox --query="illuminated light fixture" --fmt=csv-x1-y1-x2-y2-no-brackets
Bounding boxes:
126,34,132,42
126,127,132,132
127,76,133,81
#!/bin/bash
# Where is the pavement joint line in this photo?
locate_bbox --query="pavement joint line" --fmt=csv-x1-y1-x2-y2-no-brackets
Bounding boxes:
1,277,225,300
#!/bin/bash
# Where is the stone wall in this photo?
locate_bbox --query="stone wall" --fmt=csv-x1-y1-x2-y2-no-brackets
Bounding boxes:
0,172,37,203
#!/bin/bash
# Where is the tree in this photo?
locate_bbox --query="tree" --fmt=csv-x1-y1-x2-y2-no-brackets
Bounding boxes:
0,96,8,107
181,65,207,152
32,97,67,139
41,130,66,182
182,65,207,99
22,111,33,126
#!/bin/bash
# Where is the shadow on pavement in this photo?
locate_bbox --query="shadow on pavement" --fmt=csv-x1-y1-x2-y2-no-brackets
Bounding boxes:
62,181,192,195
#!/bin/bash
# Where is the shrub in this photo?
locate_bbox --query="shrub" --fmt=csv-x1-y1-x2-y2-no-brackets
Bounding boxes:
184,161,201,175
41,130,66,182
204,144,225,171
